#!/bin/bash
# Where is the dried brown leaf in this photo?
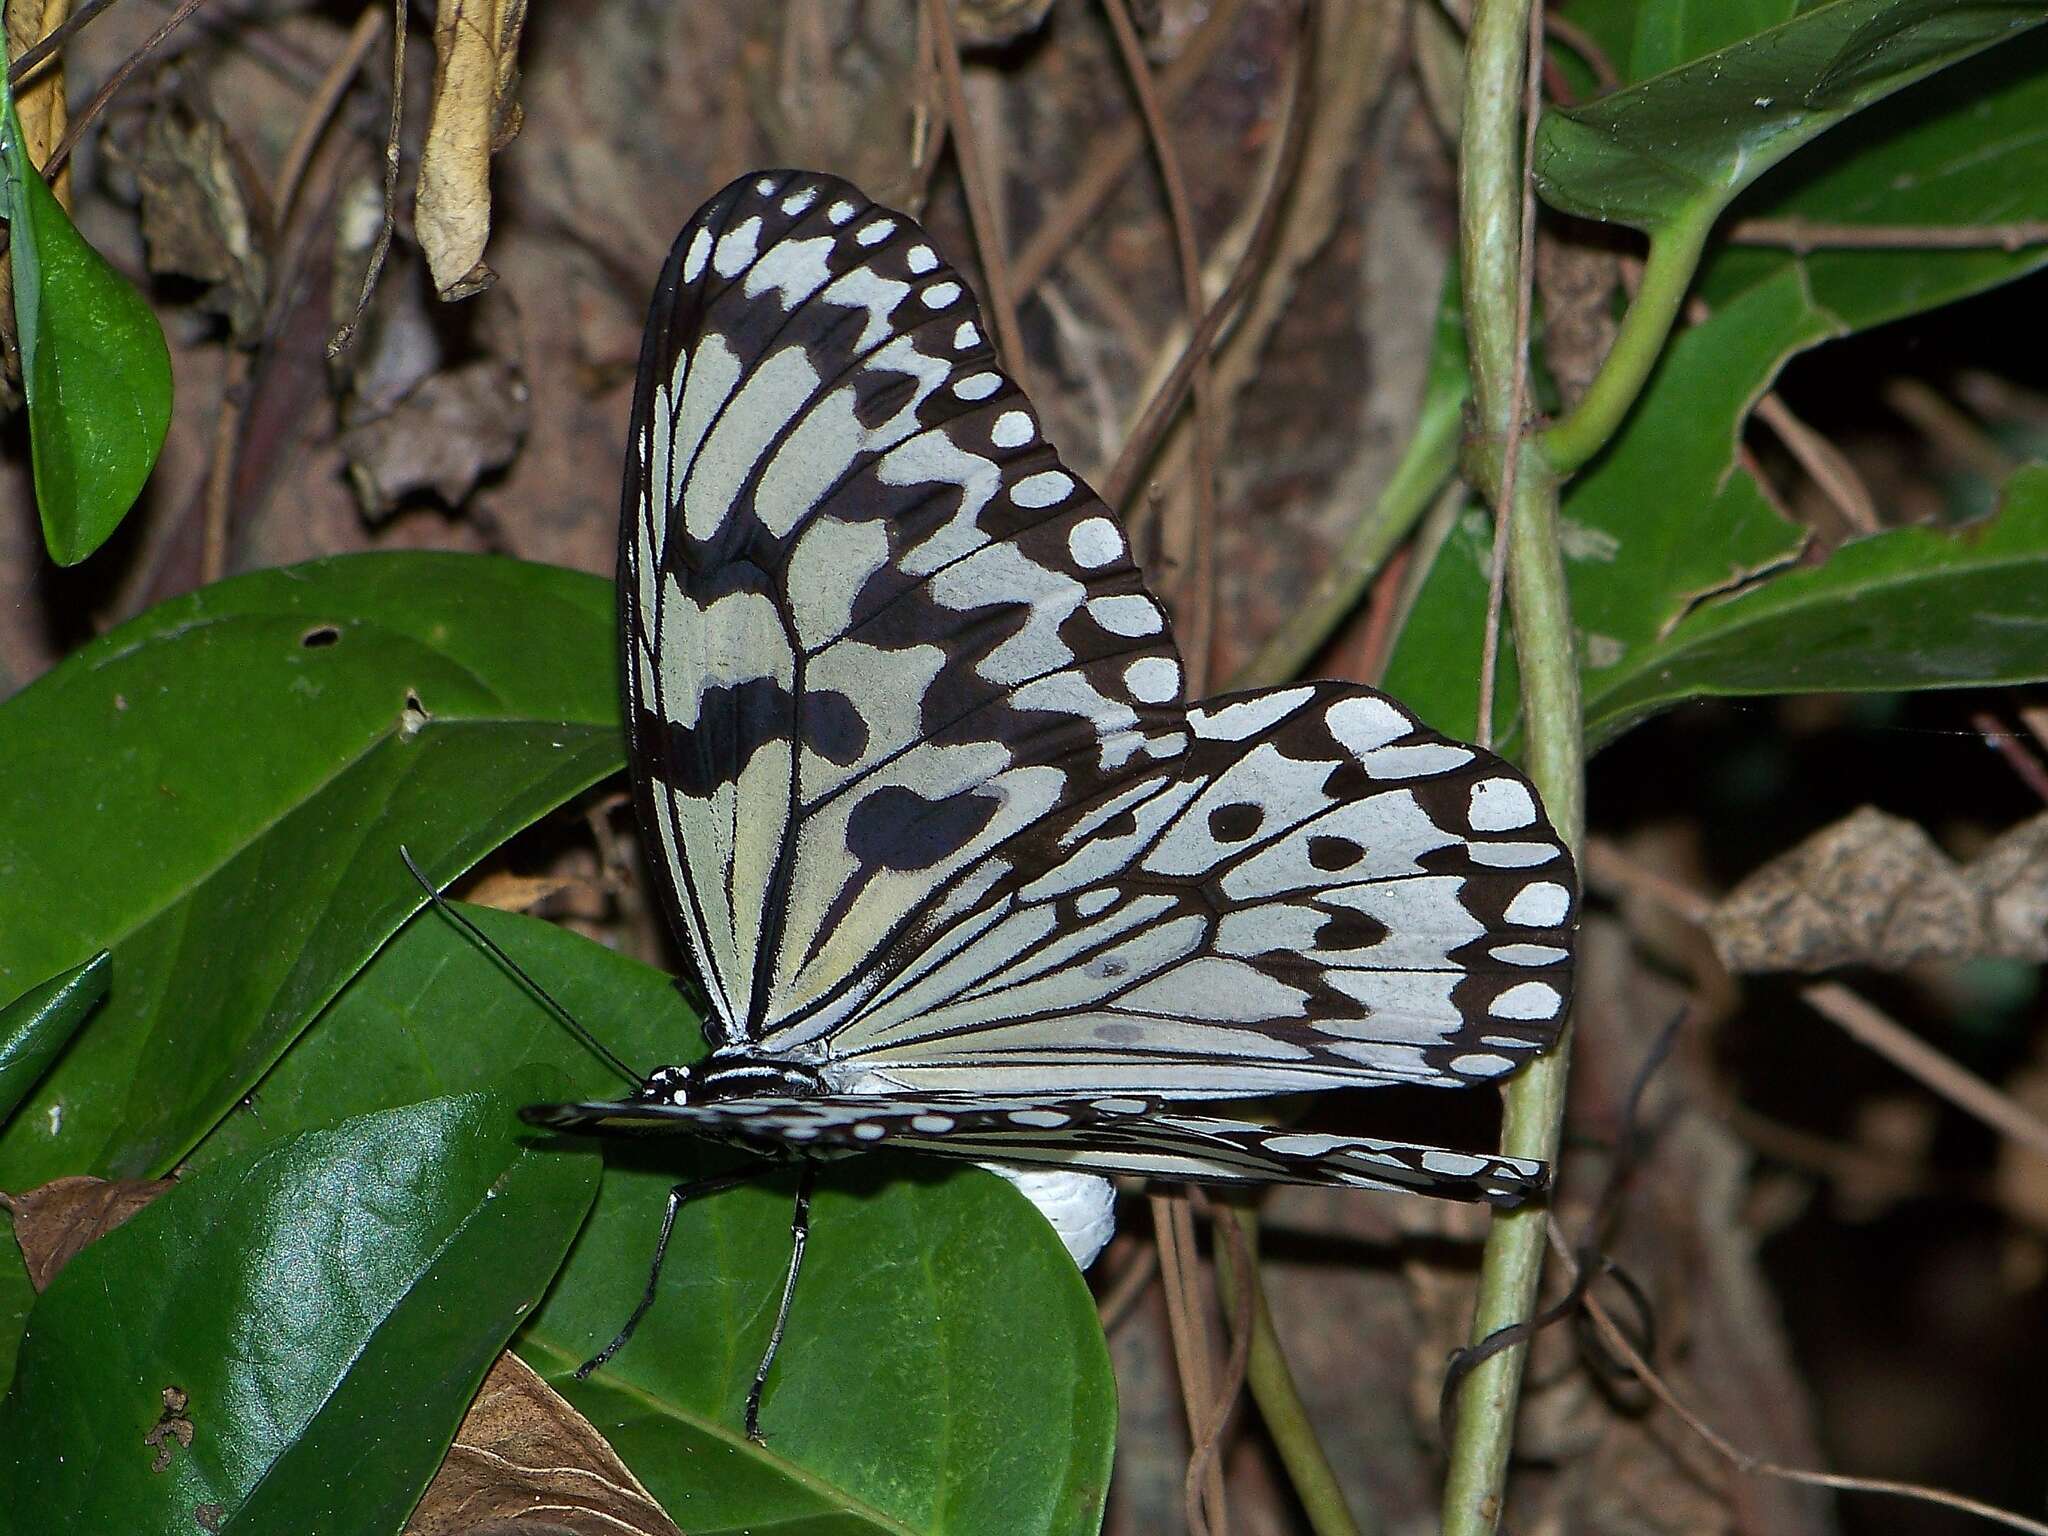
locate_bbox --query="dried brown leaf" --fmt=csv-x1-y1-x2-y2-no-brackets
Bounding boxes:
7,0,71,208
340,356,529,517
416,0,529,301
404,1353,680,1536
6,1174,175,1291
1708,806,2048,972
956,0,1057,48
117,99,271,341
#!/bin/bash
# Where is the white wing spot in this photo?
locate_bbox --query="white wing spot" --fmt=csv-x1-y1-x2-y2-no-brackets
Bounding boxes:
907,244,938,274
1092,1098,1149,1115
1012,471,1074,509
1452,1052,1514,1076
1125,656,1180,703
1068,516,1121,568
1075,887,1117,916
681,226,712,283
713,216,763,277
1491,981,1562,1020
1325,695,1409,755
1006,1108,1072,1128
1504,881,1571,926
1192,688,1314,741
991,410,1033,449
922,281,963,309
1492,943,1569,966
853,1122,888,1140
1469,777,1537,830
954,373,1002,401
1421,1150,1488,1176
855,217,896,247
911,1113,957,1133
754,176,778,194
781,187,818,215
954,321,981,350
1089,595,1163,637
827,199,857,224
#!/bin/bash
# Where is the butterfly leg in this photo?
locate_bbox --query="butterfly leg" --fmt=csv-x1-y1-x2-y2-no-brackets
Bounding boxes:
743,1162,818,1444
576,1162,767,1379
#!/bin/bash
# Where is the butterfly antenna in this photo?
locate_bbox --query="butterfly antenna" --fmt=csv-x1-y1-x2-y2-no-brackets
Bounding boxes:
398,846,645,1089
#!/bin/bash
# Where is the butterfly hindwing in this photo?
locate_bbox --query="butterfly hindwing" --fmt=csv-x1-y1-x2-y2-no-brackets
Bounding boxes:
624,171,1187,1044
525,1092,1545,1205
767,680,1574,1099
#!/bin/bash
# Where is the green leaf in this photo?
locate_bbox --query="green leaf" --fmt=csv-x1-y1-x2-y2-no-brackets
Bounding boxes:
0,58,172,565
1583,464,2048,745
0,1085,598,1535
0,553,621,1188
0,950,107,1126
1386,265,1840,742
197,906,1117,1536
1534,0,2047,234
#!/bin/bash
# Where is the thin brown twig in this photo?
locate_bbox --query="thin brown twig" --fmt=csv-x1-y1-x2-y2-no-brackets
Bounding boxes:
1101,0,1219,688
1152,1191,1226,1536
1098,22,1314,514
1547,1214,2048,1536
1011,0,1246,297
8,0,115,87
901,1,948,215
1972,709,2048,804
1728,217,2048,253
330,0,407,356
1800,981,2048,1166
206,0,387,584
1753,391,1880,535
1097,1236,1160,1334
925,0,1030,389
1472,0,1545,750
44,0,212,179
1182,1201,1256,1533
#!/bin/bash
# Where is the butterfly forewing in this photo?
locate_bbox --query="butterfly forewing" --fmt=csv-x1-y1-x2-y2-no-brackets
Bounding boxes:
624,171,1187,1044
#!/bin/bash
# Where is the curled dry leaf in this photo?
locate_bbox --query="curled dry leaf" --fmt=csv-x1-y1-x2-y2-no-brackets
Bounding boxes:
955,0,1058,48
5,1174,175,1291
6,0,69,208
404,1353,681,1536
120,99,271,342
340,356,530,518
416,0,530,301
1709,805,2048,973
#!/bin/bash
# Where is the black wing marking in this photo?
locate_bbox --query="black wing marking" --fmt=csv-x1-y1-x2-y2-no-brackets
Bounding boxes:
522,1092,1545,1206
622,171,1185,1045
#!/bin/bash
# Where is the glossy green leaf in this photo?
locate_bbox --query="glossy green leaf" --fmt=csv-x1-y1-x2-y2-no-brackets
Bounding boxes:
1583,465,2048,745
1534,0,2046,234
197,905,1117,1536
0,553,621,1188
0,1085,598,1534
0,58,172,565
0,950,107,1126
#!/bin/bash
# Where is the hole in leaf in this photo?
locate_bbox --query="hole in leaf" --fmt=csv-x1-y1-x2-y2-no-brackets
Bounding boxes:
301,625,341,649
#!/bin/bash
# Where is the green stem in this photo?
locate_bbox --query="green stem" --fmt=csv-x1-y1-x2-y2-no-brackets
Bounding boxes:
1440,0,1587,1531
1214,1211,1373,1536
1537,203,1715,475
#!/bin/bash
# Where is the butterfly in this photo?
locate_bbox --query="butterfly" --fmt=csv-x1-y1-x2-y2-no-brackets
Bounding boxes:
514,169,1576,1441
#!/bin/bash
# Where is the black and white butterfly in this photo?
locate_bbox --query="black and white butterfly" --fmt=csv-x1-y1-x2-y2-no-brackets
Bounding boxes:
514,170,1575,1438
